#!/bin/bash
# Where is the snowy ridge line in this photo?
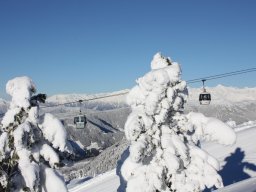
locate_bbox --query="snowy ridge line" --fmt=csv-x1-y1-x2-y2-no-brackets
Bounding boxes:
68,169,116,192
234,124,256,132
235,125,256,132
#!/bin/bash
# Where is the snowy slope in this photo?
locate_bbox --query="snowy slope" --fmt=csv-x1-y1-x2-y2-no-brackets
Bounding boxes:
68,170,119,192
68,124,256,192
216,177,256,192
69,175,256,192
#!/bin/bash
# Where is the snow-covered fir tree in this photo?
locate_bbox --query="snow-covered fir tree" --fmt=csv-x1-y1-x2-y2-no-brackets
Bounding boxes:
119,53,236,192
0,76,70,192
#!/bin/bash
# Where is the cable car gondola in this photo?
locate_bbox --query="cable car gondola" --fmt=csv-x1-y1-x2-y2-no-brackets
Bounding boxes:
74,100,87,129
199,80,211,105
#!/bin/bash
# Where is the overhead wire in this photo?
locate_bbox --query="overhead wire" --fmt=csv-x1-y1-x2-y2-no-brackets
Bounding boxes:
187,67,256,84
40,91,130,108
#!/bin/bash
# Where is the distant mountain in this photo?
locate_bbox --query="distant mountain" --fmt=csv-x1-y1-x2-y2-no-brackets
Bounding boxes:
44,85,256,124
1,85,256,124
2,85,255,112
1,85,256,126
186,85,256,124
47,85,256,108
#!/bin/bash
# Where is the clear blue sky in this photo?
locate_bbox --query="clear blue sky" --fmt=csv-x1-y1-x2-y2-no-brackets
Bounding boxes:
0,0,256,98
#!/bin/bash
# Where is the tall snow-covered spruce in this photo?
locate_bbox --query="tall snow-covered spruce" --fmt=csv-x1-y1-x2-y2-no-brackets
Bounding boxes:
118,53,236,192
0,76,69,192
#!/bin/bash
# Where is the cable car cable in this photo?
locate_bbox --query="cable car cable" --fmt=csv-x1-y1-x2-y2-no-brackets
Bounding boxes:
187,67,256,84
187,67,256,83
40,91,130,109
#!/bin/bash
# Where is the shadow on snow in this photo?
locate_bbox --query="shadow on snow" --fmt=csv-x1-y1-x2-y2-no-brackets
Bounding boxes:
219,147,256,186
205,147,256,191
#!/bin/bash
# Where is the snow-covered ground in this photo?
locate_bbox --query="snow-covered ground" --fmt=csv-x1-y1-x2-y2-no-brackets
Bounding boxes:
68,123,256,192
68,170,119,192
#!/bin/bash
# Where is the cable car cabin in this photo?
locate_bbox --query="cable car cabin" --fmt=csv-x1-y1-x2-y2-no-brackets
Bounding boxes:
199,92,211,105
74,115,87,129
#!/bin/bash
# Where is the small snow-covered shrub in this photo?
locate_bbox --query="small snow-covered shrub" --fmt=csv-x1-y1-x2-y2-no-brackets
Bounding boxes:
0,76,70,192
118,53,236,192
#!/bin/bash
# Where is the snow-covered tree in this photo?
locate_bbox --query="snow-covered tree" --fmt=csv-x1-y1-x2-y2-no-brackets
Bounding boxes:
0,76,70,192
118,53,236,192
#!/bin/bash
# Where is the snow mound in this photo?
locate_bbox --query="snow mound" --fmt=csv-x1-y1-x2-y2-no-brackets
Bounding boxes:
40,113,68,152
187,112,236,145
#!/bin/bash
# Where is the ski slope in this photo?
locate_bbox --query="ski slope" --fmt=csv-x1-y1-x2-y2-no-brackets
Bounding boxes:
217,177,256,192
68,170,119,192
68,123,256,192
